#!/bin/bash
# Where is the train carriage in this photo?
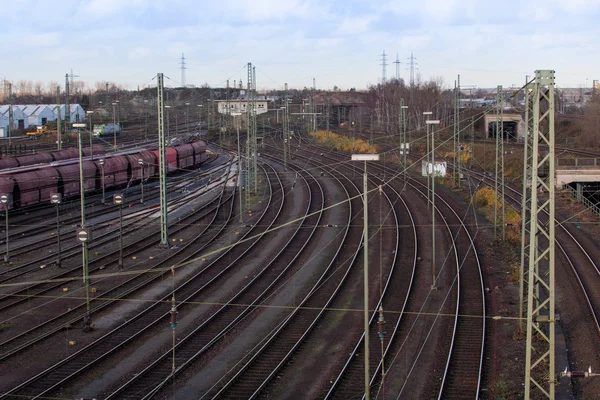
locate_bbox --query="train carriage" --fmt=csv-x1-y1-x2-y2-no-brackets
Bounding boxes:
152,147,178,173
0,158,19,170
0,177,15,209
174,144,195,170
11,171,45,207
35,168,61,204
56,162,96,198
15,152,54,167
82,144,106,158
50,149,79,162
190,141,207,166
94,156,128,189
126,151,156,182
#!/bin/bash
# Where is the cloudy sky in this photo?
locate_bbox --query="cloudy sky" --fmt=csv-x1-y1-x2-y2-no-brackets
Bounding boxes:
1,0,598,91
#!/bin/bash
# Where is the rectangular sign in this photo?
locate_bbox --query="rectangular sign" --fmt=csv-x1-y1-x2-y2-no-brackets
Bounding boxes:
421,160,447,177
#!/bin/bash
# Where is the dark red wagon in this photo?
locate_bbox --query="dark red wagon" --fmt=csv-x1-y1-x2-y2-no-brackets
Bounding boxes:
0,177,15,210
152,147,178,173
175,144,195,170
56,161,96,198
14,152,54,167
0,158,19,170
190,141,207,166
94,156,128,190
126,151,156,182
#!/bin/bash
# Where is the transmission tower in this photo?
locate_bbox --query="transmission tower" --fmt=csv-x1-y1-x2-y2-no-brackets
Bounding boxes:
494,85,505,240
407,53,417,86
394,54,401,80
380,50,388,84
156,73,169,247
524,70,556,400
69,69,79,87
180,54,186,87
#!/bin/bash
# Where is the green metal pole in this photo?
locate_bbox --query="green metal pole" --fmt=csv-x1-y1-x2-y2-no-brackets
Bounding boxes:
519,79,531,333
157,73,169,246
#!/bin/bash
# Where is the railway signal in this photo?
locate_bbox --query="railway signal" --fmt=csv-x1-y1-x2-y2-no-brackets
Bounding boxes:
138,159,145,204
99,158,106,203
75,125,91,323
51,194,62,267
114,194,125,269
0,194,10,262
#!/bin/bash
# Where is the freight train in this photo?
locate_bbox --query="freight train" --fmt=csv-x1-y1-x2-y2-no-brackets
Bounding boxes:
0,141,207,210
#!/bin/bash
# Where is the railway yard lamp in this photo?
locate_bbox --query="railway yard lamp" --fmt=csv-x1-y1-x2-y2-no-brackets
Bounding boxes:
112,102,118,149
86,110,94,160
139,159,145,204
51,194,62,267
1,194,10,262
99,159,105,204
114,193,125,269
426,119,441,290
351,153,380,400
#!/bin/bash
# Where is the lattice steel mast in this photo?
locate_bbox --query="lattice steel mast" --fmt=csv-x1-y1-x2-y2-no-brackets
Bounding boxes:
246,63,258,206
157,73,169,246
524,70,556,400
494,85,505,240
519,76,534,333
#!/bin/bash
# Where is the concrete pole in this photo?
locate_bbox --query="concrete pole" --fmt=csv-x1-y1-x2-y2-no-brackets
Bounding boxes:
363,159,370,400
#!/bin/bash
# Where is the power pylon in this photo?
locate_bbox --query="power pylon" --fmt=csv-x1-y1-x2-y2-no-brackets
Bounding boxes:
381,50,387,84
524,70,556,400
180,53,186,87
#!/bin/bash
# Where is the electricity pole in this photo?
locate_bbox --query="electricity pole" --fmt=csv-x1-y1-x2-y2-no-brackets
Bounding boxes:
524,70,556,400
494,85,505,240
157,73,169,247
519,76,534,334
65,73,70,134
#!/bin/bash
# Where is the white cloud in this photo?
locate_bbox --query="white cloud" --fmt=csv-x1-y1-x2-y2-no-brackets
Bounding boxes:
337,15,375,35
23,32,62,47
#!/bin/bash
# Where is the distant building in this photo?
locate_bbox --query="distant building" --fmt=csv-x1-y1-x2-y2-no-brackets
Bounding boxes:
0,105,27,129
21,105,56,126
215,99,269,115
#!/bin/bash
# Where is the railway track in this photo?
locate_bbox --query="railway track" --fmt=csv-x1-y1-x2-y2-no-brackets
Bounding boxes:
0,163,235,364
0,162,283,399
104,159,324,399
291,142,484,399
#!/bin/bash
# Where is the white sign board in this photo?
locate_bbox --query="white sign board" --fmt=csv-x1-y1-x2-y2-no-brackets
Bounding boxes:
421,161,447,177
400,143,410,155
